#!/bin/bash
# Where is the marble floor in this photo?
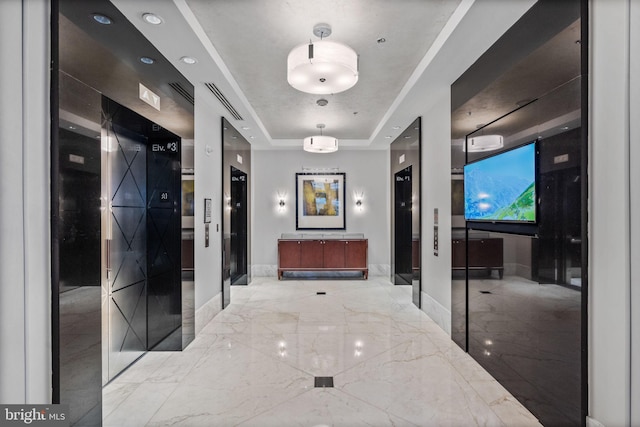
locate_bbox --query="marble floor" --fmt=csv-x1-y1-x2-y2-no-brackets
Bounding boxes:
103,277,541,426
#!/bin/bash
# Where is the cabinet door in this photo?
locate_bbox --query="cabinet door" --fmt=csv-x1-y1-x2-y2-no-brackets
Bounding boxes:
279,240,301,268
479,239,503,267
468,239,503,267
323,240,346,268
345,240,367,268
300,240,324,268
451,239,465,268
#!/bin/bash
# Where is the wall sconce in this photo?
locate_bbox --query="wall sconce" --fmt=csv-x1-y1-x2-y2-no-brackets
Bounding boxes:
277,191,287,212
354,191,364,211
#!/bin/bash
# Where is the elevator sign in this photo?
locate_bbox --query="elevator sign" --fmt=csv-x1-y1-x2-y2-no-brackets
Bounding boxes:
139,83,161,111
152,142,179,153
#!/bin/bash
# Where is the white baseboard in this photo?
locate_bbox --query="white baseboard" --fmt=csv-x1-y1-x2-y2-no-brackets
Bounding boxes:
252,264,277,277
195,293,222,334
586,416,605,427
420,291,451,335
369,264,390,277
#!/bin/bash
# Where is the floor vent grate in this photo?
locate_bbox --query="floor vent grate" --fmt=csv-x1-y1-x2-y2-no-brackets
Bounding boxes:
316,291,326,295
314,377,334,388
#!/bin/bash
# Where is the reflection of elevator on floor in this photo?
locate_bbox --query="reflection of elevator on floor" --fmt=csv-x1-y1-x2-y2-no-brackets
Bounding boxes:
230,166,248,286
102,97,188,382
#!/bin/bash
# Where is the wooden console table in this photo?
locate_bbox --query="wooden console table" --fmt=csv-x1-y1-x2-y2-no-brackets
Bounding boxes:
452,237,504,279
278,238,368,279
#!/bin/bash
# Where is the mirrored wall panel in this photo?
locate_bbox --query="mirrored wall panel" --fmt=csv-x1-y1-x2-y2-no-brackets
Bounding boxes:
453,75,584,427
450,1,584,423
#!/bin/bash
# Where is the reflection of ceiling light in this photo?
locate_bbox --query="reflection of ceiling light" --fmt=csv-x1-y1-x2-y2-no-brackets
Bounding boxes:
385,136,392,139
464,134,504,152
180,56,197,65
304,124,338,153
392,126,401,130
288,23,358,95
91,14,112,25
142,13,163,25
139,57,155,65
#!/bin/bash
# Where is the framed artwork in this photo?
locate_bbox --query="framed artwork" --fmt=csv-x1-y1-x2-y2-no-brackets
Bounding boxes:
296,172,346,230
181,174,195,228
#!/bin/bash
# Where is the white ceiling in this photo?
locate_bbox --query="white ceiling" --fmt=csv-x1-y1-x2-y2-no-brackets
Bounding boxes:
183,0,461,142
109,0,540,149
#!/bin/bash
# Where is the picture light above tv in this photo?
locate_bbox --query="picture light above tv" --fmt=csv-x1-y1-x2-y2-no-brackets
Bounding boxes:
464,142,537,223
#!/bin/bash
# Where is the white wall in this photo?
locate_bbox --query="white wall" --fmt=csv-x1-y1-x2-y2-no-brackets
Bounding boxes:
252,149,389,276
419,89,453,332
0,1,51,403
589,0,632,425
193,88,224,316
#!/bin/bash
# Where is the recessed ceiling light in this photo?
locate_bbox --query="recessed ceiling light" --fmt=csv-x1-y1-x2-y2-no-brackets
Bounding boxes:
139,57,155,65
404,135,411,139
68,126,76,130
180,56,197,65
250,136,255,139
91,13,112,25
561,126,570,130
385,136,392,139
241,126,250,130
142,13,163,25
392,126,401,130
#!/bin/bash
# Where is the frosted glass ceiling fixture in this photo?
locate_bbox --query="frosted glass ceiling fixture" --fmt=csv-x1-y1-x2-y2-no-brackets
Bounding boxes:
464,134,504,152
304,124,338,153
288,23,359,95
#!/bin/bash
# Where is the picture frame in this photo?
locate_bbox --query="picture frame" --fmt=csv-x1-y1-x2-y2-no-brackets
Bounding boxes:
296,172,346,230
204,198,212,223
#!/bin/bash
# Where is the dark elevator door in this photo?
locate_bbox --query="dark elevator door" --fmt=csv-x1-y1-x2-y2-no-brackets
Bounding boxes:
394,166,413,286
230,166,248,285
535,166,582,286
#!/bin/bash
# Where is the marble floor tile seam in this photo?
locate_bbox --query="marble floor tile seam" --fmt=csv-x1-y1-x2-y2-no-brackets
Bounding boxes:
188,334,319,386
235,385,421,427
224,331,426,379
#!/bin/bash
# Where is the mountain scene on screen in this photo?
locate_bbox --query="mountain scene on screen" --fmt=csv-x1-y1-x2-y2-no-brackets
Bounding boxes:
464,168,535,221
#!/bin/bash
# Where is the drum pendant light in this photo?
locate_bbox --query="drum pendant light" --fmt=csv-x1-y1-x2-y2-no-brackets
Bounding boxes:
288,24,359,95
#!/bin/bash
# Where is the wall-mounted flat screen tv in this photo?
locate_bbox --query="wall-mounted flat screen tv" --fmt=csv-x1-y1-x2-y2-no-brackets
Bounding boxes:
464,142,536,222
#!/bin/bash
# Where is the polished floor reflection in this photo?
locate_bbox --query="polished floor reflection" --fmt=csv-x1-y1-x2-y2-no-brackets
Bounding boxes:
104,277,540,426
465,276,581,426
